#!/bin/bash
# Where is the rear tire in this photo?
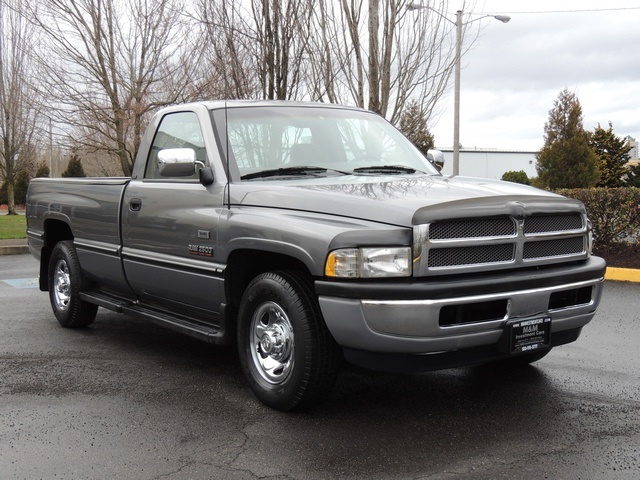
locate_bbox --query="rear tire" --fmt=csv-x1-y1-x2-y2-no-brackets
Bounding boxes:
237,271,340,411
48,240,98,328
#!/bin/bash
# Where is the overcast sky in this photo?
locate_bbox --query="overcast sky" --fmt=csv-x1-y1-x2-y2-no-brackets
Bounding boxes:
429,0,640,152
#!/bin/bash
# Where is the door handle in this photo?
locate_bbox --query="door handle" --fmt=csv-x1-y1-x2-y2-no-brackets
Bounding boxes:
129,198,142,211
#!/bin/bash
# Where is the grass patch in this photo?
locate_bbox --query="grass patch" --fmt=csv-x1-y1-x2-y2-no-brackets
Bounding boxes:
0,214,27,239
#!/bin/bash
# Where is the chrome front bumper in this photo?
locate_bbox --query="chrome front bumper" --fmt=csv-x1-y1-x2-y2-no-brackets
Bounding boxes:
318,269,605,355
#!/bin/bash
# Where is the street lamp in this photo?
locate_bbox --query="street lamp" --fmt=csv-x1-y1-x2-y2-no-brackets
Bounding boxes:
408,4,510,175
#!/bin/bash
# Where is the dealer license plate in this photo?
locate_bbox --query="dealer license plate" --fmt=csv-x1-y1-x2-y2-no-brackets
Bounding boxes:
507,317,551,354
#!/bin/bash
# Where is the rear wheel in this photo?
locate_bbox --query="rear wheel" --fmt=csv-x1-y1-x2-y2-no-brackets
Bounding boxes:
48,240,98,328
237,271,340,411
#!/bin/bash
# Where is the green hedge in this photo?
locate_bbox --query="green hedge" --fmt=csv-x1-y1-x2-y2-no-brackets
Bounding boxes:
556,187,640,249
501,170,530,185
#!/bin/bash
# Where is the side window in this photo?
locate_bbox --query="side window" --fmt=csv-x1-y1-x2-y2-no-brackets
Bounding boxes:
145,112,206,179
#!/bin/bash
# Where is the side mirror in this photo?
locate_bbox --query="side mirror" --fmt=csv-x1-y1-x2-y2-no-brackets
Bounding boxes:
426,149,445,171
157,148,197,177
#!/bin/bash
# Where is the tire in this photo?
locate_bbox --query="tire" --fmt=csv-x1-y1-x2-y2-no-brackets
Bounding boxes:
237,271,340,411
48,240,98,328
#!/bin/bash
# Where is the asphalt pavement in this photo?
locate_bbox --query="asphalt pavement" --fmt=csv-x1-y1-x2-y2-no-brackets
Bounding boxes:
1,253,639,479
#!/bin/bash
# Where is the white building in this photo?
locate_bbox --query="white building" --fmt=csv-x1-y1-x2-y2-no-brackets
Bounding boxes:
438,148,537,180
625,136,638,161
436,136,639,180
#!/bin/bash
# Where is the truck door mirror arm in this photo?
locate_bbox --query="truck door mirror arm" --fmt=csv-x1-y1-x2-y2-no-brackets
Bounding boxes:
198,165,214,186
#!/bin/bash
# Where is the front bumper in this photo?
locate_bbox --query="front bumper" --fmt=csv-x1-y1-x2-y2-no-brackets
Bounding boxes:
316,256,606,359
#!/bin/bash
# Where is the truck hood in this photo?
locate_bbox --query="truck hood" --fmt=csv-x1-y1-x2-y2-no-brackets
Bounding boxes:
229,174,578,227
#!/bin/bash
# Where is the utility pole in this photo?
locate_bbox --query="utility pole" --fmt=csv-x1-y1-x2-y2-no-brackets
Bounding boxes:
453,10,462,175
49,117,53,177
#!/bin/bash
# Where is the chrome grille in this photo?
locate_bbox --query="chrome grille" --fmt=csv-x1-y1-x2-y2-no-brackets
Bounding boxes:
429,217,515,240
428,244,515,268
524,214,583,235
523,237,585,260
414,210,589,276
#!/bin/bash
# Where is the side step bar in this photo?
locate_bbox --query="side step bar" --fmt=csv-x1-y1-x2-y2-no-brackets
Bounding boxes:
80,290,130,312
79,291,228,345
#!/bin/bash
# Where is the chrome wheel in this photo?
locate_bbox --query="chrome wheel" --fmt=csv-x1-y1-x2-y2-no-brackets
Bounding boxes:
238,271,340,411
249,301,294,385
53,258,71,311
47,241,98,328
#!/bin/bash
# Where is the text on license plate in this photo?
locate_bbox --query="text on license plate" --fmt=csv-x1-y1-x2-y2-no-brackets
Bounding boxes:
508,316,551,354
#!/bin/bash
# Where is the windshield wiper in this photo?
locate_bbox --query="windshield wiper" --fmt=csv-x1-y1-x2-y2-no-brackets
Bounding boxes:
352,165,422,175
241,166,328,180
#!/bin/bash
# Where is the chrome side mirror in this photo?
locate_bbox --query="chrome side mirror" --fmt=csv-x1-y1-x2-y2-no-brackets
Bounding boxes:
157,148,197,177
426,149,445,171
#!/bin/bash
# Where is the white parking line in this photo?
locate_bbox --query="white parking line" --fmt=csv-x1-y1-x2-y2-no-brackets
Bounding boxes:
2,278,39,289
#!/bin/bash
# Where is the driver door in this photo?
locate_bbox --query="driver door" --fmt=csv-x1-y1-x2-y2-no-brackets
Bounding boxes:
121,110,225,322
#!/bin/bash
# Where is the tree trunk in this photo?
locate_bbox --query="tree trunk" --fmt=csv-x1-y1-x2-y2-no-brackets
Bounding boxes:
368,0,380,114
6,182,15,215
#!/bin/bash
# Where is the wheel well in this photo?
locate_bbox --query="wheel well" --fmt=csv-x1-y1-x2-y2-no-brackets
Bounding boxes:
39,220,74,290
225,249,314,319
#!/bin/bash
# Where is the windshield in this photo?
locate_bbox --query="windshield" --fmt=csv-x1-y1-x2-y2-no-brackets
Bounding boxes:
223,105,440,180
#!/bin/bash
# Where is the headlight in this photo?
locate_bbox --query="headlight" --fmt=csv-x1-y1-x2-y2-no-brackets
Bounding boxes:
325,247,412,278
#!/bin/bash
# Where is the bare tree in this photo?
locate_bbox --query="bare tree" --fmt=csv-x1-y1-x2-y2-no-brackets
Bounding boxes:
198,0,312,101
251,0,313,100
197,0,479,135
308,0,477,126
197,0,261,99
27,0,202,176
0,0,40,214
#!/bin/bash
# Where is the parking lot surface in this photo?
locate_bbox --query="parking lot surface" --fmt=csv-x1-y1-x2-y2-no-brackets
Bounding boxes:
1,254,639,479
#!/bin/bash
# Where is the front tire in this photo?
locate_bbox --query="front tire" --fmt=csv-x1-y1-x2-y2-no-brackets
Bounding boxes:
237,271,340,411
48,240,98,328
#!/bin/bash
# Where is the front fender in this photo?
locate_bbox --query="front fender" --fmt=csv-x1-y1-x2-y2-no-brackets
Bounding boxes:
219,207,410,277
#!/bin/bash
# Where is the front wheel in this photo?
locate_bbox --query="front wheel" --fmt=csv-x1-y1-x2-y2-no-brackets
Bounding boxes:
48,240,98,328
237,271,340,411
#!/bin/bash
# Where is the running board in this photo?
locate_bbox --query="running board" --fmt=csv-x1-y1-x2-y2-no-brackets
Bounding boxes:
79,291,225,345
122,304,222,344
80,290,131,313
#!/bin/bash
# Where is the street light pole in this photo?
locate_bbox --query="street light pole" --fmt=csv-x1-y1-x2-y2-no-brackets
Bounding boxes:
407,4,510,176
49,117,53,178
453,10,462,176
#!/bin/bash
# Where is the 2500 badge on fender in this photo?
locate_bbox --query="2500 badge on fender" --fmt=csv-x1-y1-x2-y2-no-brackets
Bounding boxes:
189,244,214,257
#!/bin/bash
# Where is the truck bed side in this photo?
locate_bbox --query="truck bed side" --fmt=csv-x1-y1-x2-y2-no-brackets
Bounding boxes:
26,177,131,292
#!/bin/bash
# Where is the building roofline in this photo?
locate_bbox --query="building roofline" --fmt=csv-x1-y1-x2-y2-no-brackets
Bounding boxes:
436,147,539,154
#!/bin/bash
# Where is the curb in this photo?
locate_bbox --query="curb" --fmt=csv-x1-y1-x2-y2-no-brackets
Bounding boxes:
0,238,29,256
0,244,30,256
605,267,640,283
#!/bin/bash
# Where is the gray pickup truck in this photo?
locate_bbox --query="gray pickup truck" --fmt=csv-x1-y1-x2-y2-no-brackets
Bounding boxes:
27,101,606,410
